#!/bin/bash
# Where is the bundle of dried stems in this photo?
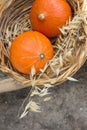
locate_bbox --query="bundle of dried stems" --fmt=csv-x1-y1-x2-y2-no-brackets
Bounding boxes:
0,0,87,93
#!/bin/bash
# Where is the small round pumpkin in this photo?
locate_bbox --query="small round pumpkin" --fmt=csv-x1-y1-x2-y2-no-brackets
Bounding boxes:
10,31,54,74
30,0,72,37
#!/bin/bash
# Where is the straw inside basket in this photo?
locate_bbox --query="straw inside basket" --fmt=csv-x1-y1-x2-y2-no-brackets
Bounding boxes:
0,0,87,91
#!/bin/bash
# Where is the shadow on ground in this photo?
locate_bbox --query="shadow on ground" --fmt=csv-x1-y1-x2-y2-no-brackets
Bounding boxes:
0,62,87,130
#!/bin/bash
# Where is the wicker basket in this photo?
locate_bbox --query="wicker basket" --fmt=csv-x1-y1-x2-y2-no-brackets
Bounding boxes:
0,0,87,93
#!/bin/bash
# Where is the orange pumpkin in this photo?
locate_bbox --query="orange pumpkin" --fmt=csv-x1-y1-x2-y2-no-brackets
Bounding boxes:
10,31,54,74
30,0,72,37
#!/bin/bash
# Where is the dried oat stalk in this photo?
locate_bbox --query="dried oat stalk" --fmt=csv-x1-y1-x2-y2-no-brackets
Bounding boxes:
0,0,87,117
0,0,87,90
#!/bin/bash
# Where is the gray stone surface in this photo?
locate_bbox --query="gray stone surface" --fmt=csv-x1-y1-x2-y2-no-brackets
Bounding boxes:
0,62,87,130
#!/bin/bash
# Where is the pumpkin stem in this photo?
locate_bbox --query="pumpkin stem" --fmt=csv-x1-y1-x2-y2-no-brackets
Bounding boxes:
40,53,45,59
38,13,45,20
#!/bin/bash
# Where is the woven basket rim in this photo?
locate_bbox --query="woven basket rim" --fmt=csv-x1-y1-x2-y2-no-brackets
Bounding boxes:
0,0,87,92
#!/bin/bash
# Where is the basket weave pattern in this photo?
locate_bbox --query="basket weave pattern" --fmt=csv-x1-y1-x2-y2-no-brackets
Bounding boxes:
0,0,87,90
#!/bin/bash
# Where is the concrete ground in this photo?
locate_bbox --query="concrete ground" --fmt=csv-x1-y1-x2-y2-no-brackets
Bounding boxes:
0,61,87,130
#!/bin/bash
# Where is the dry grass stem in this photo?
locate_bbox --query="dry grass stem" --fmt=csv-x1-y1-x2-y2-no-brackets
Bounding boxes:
0,0,87,116
20,101,41,119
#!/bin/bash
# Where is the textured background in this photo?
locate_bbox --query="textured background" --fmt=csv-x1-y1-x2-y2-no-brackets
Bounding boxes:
0,1,87,130
0,61,87,130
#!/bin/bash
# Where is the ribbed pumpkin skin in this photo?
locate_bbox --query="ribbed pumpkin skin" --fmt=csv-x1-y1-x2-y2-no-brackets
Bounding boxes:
10,31,54,74
30,0,72,37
